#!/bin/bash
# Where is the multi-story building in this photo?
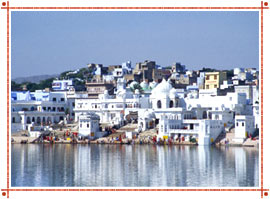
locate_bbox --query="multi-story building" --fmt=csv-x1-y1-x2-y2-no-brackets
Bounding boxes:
85,80,115,99
11,91,67,133
204,71,227,89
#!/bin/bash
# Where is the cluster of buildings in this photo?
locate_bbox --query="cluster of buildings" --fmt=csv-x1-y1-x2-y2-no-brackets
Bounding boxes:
11,60,260,145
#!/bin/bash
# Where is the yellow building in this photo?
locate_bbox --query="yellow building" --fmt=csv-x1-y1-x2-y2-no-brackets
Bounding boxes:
204,71,227,89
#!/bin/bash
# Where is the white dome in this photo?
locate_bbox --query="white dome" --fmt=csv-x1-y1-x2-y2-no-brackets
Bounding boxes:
140,81,149,90
151,79,172,97
143,109,155,119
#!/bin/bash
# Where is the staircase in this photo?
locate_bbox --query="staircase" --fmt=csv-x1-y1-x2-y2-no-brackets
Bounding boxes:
213,131,226,145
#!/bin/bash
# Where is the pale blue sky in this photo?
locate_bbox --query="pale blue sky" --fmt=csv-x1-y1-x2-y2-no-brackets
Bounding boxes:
11,11,259,78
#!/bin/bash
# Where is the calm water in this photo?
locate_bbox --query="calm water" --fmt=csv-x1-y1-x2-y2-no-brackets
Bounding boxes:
11,144,259,187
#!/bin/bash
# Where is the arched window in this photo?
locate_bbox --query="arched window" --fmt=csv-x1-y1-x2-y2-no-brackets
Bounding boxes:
169,100,174,108
32,117,35,122
37,117,41,124
157,100,162,109
27,117,31,124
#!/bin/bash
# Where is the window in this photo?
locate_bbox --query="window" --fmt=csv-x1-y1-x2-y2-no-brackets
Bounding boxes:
206,85,209,89
236,122,239,126
12,117,15,123
80,123,82,128
157,100,162,109
242,122,245,126
206,75,209,80
61,98,65,102
214,75,217,80
87,123,89,128
169,100,174,108
72,102,75,107
53,98,56,102
214,85,217,88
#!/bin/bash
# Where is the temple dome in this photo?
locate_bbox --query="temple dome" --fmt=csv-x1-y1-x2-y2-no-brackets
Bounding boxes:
151,79,172,97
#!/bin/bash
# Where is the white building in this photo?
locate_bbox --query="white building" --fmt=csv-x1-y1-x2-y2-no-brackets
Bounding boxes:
11,91,67,133
74,79,150,127
52,80,73,91
78,112,106,139
157,111,224,145
234,115,255,143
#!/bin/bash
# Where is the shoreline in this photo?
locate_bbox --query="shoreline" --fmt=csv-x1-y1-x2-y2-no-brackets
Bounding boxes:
11,136,258,147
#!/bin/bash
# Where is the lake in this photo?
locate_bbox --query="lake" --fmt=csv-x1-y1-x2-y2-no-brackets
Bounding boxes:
11,144,259,187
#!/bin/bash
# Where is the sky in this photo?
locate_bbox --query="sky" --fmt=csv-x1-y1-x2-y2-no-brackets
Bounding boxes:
11,11,259,78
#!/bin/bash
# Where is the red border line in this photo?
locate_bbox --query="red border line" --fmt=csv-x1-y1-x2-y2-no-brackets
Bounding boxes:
1,1,268,198
260,1,264,198
6,1,10,198
1,6,269,10
1,188,269,192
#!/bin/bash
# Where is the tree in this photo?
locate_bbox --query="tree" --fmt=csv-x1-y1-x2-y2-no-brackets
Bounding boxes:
130,84,143,93
11,81,22,91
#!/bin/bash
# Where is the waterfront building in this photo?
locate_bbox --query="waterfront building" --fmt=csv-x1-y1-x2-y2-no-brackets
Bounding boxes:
234,115,255,143
78,112,106,139
11,90,67,133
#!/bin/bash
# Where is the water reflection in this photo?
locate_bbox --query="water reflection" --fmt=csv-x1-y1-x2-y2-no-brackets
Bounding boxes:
11,144,259,187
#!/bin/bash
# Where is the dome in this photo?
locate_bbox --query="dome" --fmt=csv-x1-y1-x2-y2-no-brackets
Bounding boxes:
140,81,149,90
151,79,172,97
143,109,155,119
129,81,139,89
149,81,158,89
